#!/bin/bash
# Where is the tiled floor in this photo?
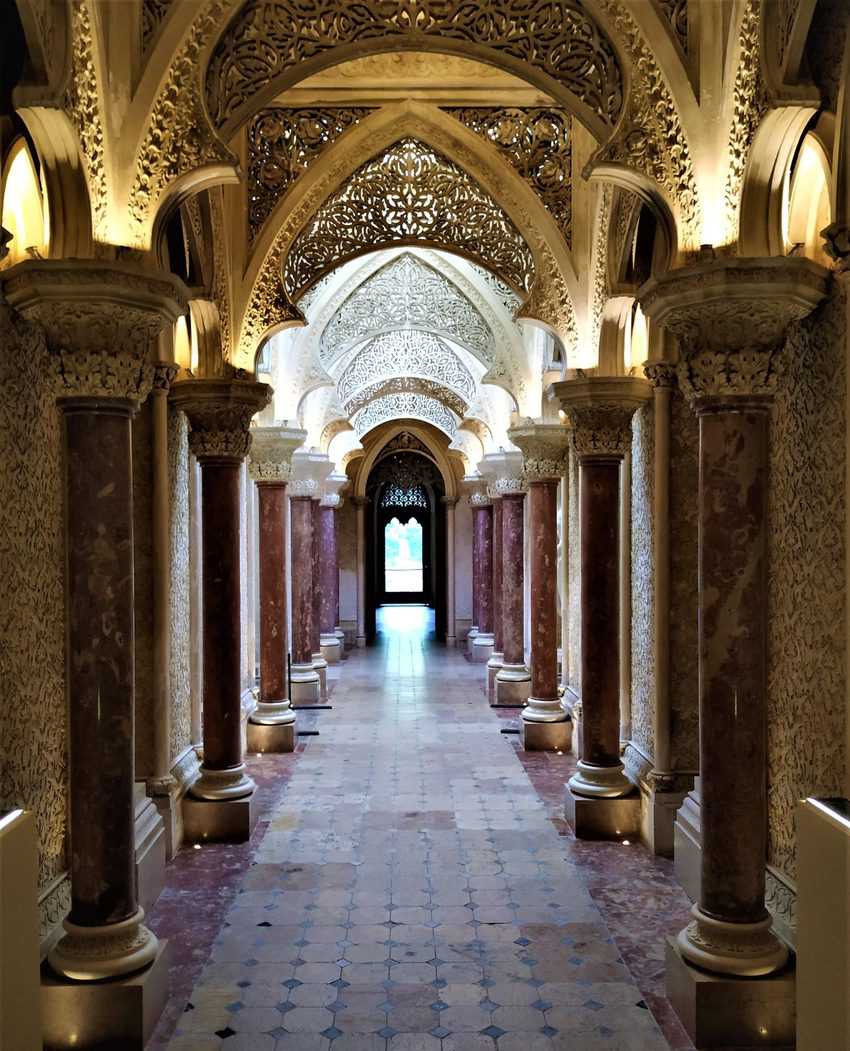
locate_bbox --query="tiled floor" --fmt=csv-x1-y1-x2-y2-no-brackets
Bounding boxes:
150,605,695,1051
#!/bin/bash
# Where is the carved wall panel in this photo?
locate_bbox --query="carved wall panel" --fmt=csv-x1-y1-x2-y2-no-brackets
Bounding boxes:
337,330,476,407
321,253,494,364
169,409,192,761
284,139,535,297
444,108,572,245
353,392,458,438
133,403,154,779
767,283,847,880
205,0,625,132
630,405,655,758
141,0,173,53
65,0,107,234
656,0,688,54
247,108,371,243
0,305,67,943
668,390,699,771
344,376,469,420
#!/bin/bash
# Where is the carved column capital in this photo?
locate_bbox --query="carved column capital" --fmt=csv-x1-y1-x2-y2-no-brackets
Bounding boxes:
822,222,850,272
463,476,491,507
507,421,571,480
170,379,272,462
643,362,677,389
478,450,526,497
1,260,187,403
320,473,347,508
639,256,830,407
248,425,307,483
152,362,179,393
552,378,650,460
290,449,333,498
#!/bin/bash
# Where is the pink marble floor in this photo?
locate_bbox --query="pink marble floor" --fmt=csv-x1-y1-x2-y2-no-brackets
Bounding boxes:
146,608,696,1051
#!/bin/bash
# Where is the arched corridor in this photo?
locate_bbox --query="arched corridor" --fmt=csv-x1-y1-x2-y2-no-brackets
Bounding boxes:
147,615,693,1051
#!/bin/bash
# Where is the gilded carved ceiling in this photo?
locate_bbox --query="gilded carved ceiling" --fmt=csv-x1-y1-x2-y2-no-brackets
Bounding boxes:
283,138,535,297
204,0,625,135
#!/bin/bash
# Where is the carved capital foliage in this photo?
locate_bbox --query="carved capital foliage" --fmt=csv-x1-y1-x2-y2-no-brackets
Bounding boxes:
643,362,677,389
248,425,307,482
822,223,850,272
553,378,651,458
478,450,525,495
170,379,272,461
288,479,320,498
508,421,571,479
153,363,179,392
1,261,186,401
463,477,490,507
639,257,830,402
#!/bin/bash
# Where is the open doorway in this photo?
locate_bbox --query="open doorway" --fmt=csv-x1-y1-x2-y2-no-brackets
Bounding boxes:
384,514,425,596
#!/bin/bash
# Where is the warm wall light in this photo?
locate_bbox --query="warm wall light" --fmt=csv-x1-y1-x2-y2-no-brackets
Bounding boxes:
173,315,192,371
1,139,46,267
787,135,831,266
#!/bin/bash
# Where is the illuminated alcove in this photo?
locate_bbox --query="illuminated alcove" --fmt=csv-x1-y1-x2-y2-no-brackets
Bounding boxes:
786,134,832,267
1,138,46,267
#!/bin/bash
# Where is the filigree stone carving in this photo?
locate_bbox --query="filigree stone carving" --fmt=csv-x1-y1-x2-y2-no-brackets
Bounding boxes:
445,108,572,245
248,425,307,482
170,379,272,461
337,329,476,407
508,421,571,479
630,403,655,758
353,393,457,438
284,139,535,297
656,0,688,53
1,261,187,401
822,222,850,271
320,253,493,364
644,362,677,388
247,108,370,243
205,0,624,133
168,409,192,762
343,377,468,420
554,377,651,458
141,0,173,53
369,450,442,495
65,0,107,234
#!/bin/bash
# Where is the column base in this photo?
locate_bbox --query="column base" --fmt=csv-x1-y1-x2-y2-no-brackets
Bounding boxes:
356,635,366,649
320,634,342,664
42,939,170,1051
312,654,328,700
182,792,259,844
189,763,255,801
674,785,703,901
665,937,794,1048
568,759,632,798
470,633,493,663
521,718,571,752
487,653,502,697
494,664,531,706
250,699,295,725
678,904,789,977
247,720,295,754
47,908,159,982
639,780,690,858
466,626,479,655
446,635,457,648
564,785,640,840
133,788,165,915
291,662,320,704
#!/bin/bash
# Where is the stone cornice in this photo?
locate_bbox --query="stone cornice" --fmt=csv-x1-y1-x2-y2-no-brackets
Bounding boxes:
1,260,188,402
248,425,307,482
171,379,272,462
552,377,651,459
507,421,571,480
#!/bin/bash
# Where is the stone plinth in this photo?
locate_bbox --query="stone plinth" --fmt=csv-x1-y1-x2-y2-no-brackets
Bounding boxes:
564,787,640,840
182,794,259,844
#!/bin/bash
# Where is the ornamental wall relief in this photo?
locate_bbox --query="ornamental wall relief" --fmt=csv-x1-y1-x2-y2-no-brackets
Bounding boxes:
353,392,458,438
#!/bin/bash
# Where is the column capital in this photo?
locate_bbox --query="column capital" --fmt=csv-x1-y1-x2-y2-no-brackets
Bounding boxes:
1,259,186,403
171,378,272,462
320,473,348,507
463,476,491,507
643,361,677,389
822,222,850,271
507,420,571,478
440,495,459,507
639,256,829,404
552,378,650,459
248,425,307,483
478,449,526,497
152,362,179,393
290,448,333,498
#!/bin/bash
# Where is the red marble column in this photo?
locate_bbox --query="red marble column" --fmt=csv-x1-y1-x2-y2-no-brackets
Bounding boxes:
290,496,315,667
525,480,562,716
471,503,493,662
319,503,340,646
494,491,530,704
311,498,322,658
470,502,481,649
254,482,293,719
491,497,504,658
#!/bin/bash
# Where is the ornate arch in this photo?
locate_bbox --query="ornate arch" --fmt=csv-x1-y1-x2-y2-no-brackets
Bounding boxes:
353,422,459,500
352,393,458,441
203,0,626,142
235,100,581,369
345,377,469,420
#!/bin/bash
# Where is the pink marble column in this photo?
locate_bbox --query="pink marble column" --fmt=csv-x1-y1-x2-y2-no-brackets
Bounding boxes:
468,500,481,653
319,501,342,662
289,492,320,702
495,491,530,703
491,496,504,660
471,501,493,662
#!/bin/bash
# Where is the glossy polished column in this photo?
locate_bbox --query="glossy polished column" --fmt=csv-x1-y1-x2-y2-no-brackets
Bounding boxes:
495,490,531,705
555,379,649,789
443,496,458,646
470,488,493,663
319,475,346,663
354,496,368,648
172,379,271,811
289,487,320,703
247,426,306,753
640,256,828,985
488,494,503,689
310,496,327,699
463,477,481,654
3,261,184,988
509,423,571,750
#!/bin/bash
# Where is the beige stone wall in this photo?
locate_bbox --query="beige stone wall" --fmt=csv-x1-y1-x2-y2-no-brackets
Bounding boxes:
133,402,154,779
0,304,69,944
767,282,848,881
169,408,192,762
630,404,655,759
668,390,699,772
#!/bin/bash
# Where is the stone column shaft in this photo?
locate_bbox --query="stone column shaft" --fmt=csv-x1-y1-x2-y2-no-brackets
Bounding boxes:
290,496,315,666
256,483,292,713
471,502,494,662
319,504,338,638
491,497,504,657
495,492,530,705
355,497,367,647
528,479,560,706
444,497,457,646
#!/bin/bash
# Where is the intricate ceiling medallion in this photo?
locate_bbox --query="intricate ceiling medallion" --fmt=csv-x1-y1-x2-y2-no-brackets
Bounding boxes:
343,376,469,419
337,330,476,408
352,393,458,438
445,108,572,246
322,255,492,365
247,108,371,243
205,0,624,134
284,139,534,297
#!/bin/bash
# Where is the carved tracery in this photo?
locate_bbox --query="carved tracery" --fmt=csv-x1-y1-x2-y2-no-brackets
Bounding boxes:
284,139,535,297
205,0,625,134
344,377,469,420
445,108,572,246
353,393,458,439
321,254,494,364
